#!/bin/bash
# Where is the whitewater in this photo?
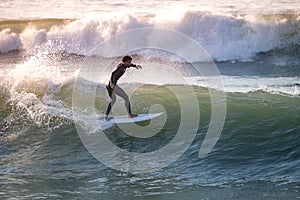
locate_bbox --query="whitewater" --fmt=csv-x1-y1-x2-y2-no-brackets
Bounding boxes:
1,12,300,62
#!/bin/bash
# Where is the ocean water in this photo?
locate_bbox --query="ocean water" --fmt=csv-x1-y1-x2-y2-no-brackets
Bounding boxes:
1,0,300,199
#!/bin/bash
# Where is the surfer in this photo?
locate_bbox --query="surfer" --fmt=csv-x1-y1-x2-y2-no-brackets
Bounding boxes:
105,55,142,120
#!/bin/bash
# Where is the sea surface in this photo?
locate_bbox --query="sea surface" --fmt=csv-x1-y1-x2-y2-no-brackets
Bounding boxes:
0,0,300,199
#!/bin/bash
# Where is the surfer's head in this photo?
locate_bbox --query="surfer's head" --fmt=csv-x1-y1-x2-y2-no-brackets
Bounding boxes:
122,55,132,67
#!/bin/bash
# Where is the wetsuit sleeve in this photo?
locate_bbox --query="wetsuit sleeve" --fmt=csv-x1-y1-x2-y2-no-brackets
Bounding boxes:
130,64,137,68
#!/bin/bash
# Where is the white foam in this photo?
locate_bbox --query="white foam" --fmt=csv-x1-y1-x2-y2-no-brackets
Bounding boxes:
0,29,22,53
174,12,300,61
1,12,299,62
187,75,300,96
21,28,47,53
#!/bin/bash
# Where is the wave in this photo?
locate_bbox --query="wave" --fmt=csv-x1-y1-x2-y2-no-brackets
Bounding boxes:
0,72,299,137
187,75,300,96
1,75,299,182
0,12,299,62
0,45,299,141
1,57,299,186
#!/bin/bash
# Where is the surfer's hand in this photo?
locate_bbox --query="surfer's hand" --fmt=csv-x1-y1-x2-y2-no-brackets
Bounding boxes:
136,65,142,69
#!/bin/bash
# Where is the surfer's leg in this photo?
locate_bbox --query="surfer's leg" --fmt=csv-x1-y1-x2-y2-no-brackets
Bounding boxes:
105,85,116,116
114,86,132,114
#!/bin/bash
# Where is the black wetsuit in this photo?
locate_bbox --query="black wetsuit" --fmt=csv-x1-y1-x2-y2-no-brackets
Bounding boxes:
105,63,137,116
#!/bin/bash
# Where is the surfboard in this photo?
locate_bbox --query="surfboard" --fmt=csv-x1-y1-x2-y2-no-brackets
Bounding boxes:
107,112,164,124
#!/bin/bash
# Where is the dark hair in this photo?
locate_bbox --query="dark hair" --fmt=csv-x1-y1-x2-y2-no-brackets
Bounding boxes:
122,55,132,62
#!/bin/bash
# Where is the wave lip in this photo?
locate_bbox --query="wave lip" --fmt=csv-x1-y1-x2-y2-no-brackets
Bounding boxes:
0,12,299,62
0,29,22,53
175,12,300,61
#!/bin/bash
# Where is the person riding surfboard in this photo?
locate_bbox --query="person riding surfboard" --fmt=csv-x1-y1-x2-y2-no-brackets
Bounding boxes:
105,55,142,120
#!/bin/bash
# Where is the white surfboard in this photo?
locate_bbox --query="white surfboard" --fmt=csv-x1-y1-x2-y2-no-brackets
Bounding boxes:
109,112,164,124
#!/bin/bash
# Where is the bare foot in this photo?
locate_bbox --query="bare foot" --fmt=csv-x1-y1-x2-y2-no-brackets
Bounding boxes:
128,113,138,118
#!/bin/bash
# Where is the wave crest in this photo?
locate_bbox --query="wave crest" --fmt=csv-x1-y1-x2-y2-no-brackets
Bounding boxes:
1,12,299,62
